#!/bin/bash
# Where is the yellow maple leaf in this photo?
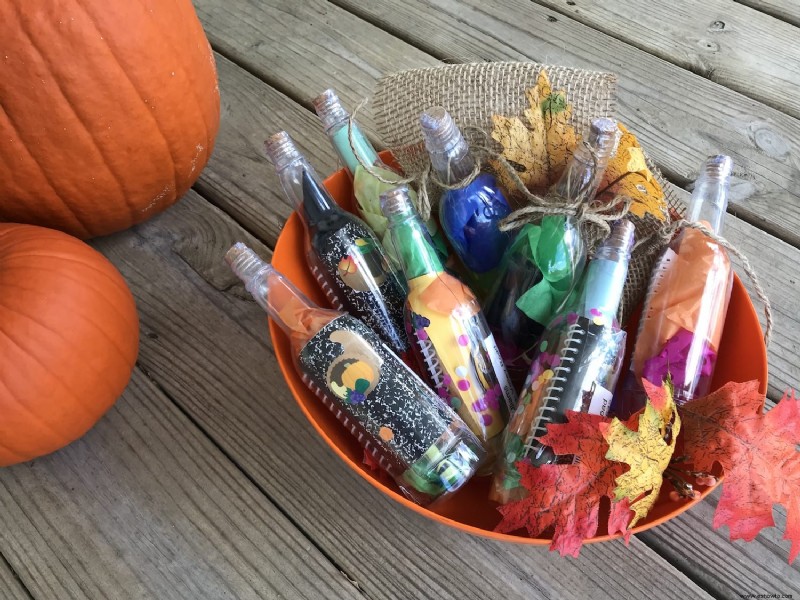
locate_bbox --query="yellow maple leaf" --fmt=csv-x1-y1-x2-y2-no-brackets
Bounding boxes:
600,380,681,526
490,84,548,194
599,123,668,221
537,70,578,184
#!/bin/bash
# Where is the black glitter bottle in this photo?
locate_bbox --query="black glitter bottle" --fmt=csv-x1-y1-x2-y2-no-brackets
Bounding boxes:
225,243,484,505
264,132,409,360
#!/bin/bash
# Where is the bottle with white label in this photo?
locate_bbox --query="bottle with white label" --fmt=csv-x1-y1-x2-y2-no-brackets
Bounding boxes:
381,185,517,472
491,220,634,503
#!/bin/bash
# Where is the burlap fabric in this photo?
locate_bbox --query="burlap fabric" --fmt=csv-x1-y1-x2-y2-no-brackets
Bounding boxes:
371,61,686,322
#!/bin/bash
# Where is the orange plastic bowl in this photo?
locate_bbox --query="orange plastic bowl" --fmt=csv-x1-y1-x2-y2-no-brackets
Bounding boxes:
270,159,769,545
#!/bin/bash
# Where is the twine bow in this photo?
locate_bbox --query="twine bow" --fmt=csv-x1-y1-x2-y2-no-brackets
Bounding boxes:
646,220,773,348
344,98,772,348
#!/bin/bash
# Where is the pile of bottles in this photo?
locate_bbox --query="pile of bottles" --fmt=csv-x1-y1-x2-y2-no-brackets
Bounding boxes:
226,89,734,506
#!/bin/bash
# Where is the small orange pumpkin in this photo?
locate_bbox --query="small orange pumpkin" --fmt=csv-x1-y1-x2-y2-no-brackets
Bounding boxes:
0,224,139,466
0,0,220,238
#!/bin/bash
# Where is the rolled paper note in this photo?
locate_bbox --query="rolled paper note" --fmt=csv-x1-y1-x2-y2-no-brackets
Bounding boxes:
382,185,517,472
312,88,449,264
614,155,734,418
420,107,513,281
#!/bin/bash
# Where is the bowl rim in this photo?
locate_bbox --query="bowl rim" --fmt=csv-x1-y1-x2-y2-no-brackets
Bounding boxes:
268,164,769,545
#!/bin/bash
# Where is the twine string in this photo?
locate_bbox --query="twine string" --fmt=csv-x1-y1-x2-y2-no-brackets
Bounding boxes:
345,97,772,346
653,220,773,347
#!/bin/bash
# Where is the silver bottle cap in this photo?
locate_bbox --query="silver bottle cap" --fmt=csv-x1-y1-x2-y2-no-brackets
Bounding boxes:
264,131,301,170
311,88,349,132
379,185,416,219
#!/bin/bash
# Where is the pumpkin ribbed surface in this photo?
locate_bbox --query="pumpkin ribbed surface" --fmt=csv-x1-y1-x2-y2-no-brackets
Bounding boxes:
0,224,139,465
0,0,220,238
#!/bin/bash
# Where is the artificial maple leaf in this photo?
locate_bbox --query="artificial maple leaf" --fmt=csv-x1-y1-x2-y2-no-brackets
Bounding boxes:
598,123,667,222
490,84,548,194
536,70,578,184
601,379,680,526
495,411,632,556
680,381,800,563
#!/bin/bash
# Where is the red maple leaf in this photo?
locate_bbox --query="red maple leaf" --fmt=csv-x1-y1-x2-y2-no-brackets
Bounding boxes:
495,412,633,556
679,381,800,563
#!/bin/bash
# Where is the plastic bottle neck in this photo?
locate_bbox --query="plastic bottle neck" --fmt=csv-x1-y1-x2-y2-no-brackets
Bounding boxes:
312,88,382,176
574,220,635,323
381,187,444,280
225,244,341,349
420,108,476,185
687,155,733,235
551,117,617,202
265,132,341,225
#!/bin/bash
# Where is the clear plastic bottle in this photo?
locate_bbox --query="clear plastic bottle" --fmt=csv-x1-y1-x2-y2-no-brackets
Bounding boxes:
311,89,449,263
492,220,634,503
420,107,513,294
226,243,484,504
482,117,619,388
381,185,517,472
613,155,734,418
264,131,410,359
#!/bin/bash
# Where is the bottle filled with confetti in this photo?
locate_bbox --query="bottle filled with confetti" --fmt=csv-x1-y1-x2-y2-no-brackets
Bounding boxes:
420,107,513,295
226,244,483,504
381,185,517,472
614,155,734,419
492,220,634,503
482,117,618,389
311,88,449,265
264,131,410,359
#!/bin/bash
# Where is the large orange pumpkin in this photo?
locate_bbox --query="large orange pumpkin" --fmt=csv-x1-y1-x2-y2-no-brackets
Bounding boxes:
0,224,139,466
0,1,220,238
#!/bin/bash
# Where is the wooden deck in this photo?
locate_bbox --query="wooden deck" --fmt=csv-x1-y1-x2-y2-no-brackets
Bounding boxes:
2,1,799,598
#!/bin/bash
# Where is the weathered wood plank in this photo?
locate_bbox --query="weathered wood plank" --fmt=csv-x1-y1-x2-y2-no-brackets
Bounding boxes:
193,54,339,246
0,557,31,600
194,0,436,131
640,488,800,598
534,0,800,119
320,0,800,246
0,369,363,600
199,54,798,399
736,0,800,26
92,189,716,600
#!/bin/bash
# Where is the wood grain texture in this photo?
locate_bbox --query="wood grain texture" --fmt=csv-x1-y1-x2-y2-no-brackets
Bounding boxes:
0,557,31,600
640,488,800,598
736,0,800,26
326,0,800,246
187,54,799,587
194,0,436,132
90,190,717,600
193,54,339,246
534,0,800,119
198,53,799,399
0,370,363,600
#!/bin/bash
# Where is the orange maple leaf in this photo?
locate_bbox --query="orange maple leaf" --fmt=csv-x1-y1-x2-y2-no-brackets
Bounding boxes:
679,381,800,563
494,412,634,556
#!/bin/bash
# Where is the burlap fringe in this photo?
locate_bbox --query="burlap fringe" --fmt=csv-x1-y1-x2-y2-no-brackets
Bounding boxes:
352,61,771,346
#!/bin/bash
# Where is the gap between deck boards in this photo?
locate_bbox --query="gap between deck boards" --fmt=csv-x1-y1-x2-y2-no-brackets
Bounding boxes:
132,361,369,599
319,0,800,251
0,551,35,600
184,3,799,592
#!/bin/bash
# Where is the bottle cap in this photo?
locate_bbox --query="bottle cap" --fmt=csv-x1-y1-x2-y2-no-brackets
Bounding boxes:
419,107,464,156
700,154,733,180
379,185,416,218
311,89,350,132
586,117,618,159
225,242,271,286
264,131,301,170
